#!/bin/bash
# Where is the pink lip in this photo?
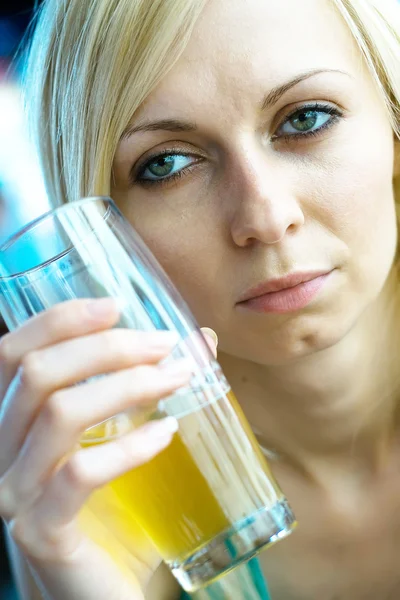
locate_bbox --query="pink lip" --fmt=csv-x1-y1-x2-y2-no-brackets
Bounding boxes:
237,271,333,314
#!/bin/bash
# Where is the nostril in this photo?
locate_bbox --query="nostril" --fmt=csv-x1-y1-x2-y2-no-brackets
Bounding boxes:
287,223,298,234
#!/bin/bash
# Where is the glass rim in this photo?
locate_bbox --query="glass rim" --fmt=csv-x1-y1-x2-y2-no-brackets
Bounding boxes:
0,196,113,255
0,196,113,281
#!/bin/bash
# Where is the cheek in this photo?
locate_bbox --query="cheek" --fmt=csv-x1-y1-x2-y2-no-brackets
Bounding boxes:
308,132,397,290
123,200,226,320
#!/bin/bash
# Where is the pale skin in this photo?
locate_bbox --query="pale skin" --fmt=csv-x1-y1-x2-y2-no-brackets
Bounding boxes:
3,0,400,599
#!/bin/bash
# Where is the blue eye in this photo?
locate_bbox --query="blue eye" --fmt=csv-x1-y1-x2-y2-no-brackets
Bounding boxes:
138,154,195,182
275,104,341,139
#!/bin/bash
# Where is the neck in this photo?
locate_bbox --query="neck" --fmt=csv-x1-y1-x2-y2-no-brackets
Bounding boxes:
220,269,400,480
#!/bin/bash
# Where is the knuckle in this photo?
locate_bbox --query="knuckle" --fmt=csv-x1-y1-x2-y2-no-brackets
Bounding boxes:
0,333,15,366
64,455,92,489
20,352,45,390
43,391,70,428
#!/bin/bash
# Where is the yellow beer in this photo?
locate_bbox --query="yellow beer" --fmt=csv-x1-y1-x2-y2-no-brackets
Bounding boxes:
79,390,282,565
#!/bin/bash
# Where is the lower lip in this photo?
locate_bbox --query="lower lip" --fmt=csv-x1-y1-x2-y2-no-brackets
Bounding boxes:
238,273,332,314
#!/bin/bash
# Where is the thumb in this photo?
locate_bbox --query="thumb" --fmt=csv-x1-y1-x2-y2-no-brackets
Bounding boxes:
201,327,218,358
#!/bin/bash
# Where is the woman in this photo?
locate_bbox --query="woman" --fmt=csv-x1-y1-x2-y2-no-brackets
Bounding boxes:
1,0,400,598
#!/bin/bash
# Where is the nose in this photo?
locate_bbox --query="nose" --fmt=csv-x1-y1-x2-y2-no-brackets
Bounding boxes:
229,149,305,247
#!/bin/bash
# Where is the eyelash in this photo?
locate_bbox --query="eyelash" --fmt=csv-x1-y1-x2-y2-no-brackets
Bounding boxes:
130,149,200,189
131,102,343,188
273,102,342,142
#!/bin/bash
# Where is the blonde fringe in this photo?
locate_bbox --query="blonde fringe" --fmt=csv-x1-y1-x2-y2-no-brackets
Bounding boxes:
21,0,207,206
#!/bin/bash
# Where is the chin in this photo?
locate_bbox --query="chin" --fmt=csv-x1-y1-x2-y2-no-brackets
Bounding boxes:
224,306,363,367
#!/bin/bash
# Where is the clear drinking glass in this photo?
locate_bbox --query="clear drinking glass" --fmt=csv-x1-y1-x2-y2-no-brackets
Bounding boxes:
0,197,296,592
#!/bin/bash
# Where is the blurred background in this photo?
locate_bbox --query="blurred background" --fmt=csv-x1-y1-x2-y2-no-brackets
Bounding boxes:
0,1,48,247
0,1,48,597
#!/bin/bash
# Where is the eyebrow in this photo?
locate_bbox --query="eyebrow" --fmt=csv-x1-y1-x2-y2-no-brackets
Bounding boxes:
120,119,197,141
120,68,350,141
261,68,351,110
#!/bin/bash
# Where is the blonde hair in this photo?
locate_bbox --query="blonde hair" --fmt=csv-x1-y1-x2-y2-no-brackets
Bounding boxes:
22,0,207,205
22,0,400,208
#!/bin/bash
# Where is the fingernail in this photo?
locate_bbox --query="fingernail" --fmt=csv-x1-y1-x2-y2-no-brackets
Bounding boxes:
87,297,118,318
202,327,218,348
145,416,179,438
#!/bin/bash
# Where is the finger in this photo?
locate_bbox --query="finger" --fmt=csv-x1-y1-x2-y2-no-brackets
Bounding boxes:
0,297,119,397
10,417,179,560
4,326,180,412
4,361,192,512
200,327,218,358
0,330,180,477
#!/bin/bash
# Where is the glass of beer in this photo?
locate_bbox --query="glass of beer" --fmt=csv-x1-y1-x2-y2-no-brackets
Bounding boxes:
0,197,296,592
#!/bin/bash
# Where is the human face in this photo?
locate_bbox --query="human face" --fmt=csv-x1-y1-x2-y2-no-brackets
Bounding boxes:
112,0,398,366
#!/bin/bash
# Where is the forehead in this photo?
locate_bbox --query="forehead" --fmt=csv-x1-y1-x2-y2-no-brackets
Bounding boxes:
135,0,362,119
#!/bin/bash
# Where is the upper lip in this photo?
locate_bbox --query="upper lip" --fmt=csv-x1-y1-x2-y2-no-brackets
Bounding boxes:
238,270,331,303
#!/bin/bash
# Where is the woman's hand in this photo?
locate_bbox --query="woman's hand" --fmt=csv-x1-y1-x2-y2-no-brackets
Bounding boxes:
0,298,217,600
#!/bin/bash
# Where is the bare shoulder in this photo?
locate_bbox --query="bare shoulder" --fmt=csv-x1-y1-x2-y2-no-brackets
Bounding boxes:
145,563,181,600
